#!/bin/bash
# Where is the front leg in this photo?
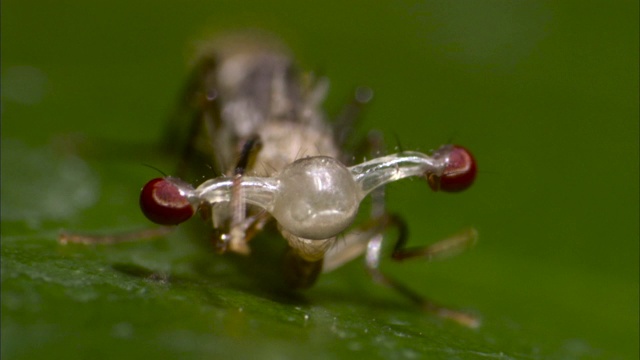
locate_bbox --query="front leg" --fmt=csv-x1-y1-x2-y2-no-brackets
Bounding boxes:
216,136,262,255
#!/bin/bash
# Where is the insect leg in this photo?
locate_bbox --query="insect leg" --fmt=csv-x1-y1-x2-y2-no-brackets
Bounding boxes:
218,136,262,255
324,214,478,327
58,226,174,245
390,227,478,262
365,215,480,328
333,87,374,151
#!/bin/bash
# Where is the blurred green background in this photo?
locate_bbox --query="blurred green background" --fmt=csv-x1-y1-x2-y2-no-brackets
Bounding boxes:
2,1,638,359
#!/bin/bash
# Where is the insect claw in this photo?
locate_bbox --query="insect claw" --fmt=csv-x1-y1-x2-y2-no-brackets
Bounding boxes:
229,227,251,255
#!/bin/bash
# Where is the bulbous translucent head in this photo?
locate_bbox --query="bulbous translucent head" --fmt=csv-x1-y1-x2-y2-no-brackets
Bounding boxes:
427,145,477,192
271,156,360,240
140,177,196,225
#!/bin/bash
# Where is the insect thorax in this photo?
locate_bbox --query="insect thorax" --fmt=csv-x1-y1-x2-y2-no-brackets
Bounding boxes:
201,34,338,176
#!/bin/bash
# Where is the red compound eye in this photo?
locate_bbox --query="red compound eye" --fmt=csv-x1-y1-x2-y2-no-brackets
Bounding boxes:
139,177,196,225
427,145,477,192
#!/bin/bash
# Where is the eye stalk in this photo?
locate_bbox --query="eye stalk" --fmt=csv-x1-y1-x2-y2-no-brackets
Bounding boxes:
140,177,196,225
139,146,477,238
427,145,477,192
